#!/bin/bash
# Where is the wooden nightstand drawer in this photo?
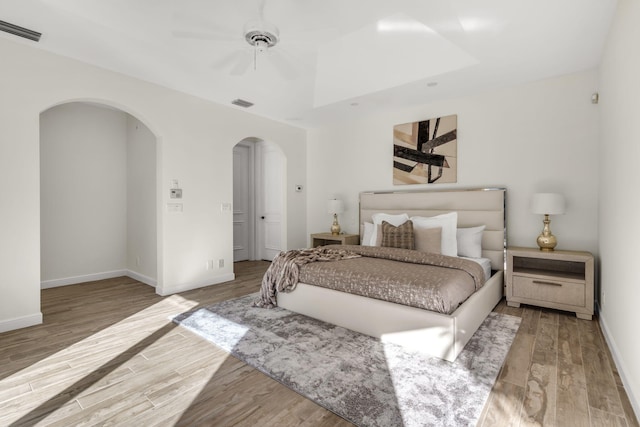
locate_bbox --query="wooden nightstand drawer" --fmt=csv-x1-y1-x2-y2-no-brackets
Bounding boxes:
512,275,585,307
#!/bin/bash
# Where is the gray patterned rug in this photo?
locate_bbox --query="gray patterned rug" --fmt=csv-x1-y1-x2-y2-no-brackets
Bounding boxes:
173,294,520,427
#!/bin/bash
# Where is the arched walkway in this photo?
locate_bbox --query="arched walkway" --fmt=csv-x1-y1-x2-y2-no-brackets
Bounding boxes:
39,101,160,290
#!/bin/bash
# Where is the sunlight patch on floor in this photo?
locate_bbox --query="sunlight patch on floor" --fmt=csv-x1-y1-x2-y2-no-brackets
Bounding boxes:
0,297,215,425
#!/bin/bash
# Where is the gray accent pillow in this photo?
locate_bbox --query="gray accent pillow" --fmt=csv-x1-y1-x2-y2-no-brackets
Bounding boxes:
381,220,415,250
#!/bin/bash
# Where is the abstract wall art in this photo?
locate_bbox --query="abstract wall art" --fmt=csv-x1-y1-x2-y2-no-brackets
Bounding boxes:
393,114,457,185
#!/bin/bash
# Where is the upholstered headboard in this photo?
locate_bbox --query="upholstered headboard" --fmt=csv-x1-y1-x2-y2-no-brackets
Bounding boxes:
359,188,506,271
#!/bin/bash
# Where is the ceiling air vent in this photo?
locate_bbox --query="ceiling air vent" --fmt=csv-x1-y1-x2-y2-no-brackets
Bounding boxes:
231,99,254,108
0,20,41,42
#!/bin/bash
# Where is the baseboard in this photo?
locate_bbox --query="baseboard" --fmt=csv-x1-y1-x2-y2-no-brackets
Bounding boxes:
599,313,640,421
126,270,157,288
156,273,235,296
0,312,43,333
41,270,127,289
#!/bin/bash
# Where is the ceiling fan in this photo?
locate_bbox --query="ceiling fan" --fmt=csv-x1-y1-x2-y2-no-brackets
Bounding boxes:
172,0,307,80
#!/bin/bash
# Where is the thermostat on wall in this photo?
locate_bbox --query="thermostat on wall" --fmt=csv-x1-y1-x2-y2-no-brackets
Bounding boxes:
170,188,182,199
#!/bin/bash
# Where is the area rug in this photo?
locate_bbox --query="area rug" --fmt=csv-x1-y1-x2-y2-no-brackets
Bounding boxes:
173,294,520,427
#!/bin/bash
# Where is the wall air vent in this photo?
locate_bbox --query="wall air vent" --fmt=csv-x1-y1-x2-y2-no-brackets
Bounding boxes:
231,99,254,108
0,20,41,42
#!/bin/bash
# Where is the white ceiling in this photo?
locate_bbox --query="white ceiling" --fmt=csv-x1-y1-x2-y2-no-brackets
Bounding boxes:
1,0,617,129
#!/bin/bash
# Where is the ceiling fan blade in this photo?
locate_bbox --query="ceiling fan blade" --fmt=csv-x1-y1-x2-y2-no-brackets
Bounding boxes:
267,49,299,80
172,11,238,42
257,0,266,21
172,30,238,43
210,50,246,70
230,51,253,75
173,11,234,33
283,26,340,44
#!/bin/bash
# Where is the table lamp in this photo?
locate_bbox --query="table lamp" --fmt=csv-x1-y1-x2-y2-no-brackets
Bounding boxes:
327,199,345,235
531,193,565,251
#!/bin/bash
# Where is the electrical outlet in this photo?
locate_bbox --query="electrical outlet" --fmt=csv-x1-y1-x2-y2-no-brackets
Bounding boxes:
218,259,224,268
207,260,214,270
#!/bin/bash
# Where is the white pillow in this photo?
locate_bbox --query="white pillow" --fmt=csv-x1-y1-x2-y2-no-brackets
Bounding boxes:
457,225,486,258
370,213,409,246
371,212,409,226
410,212,458,257
361,222,374,246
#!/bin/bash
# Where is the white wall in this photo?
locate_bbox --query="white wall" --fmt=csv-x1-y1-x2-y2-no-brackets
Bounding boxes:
598,0,640,416
40,103,128,285
127,116,157,284
0,36,306,332
307,70,600,254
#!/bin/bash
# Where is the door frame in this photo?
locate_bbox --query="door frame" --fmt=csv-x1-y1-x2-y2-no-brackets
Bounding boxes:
232,137,286,262
232,141,256,262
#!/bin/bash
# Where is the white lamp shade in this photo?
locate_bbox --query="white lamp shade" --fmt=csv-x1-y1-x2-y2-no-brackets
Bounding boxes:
327,199,345,214
531,193,565,215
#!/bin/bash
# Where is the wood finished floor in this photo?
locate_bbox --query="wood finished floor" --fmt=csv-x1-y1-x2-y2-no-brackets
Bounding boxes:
0,262,637,427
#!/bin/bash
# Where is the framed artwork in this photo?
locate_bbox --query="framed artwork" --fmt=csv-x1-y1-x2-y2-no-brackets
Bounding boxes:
393,114,457,185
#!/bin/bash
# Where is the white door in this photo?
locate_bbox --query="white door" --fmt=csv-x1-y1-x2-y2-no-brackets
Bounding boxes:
257,141,285,261
232,143,253,262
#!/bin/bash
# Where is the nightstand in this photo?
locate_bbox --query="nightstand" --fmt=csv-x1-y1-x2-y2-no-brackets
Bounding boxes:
506,247,594,320
311,232,359,247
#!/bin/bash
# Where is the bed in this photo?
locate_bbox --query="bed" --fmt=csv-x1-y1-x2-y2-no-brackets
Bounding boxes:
277,188,506,362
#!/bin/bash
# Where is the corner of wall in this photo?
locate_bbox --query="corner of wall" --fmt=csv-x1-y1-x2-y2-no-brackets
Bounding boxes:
598,313,640,421
0,312,43,334
155,273,235,296
126,269,157,288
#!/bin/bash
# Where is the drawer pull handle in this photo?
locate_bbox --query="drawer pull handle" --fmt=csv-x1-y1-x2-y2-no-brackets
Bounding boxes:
533,280,562,287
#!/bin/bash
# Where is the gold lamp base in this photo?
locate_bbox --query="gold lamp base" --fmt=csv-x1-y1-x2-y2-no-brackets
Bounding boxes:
330,213,341,235
537,214,557,251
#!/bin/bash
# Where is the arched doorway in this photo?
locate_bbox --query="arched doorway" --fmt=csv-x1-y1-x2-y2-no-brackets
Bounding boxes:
40,101,159,288
233,137,286,262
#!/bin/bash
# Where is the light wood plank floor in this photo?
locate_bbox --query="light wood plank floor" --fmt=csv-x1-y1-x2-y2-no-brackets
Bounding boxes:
0,261,637,426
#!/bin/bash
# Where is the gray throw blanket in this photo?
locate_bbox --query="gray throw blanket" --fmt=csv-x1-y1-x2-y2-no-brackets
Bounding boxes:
254,246,361,308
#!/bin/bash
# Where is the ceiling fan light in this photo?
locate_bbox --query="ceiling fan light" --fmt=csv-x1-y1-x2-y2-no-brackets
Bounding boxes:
245,29,279,49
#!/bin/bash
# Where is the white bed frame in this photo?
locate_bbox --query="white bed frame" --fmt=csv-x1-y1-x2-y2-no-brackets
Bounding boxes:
278,188,506,362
